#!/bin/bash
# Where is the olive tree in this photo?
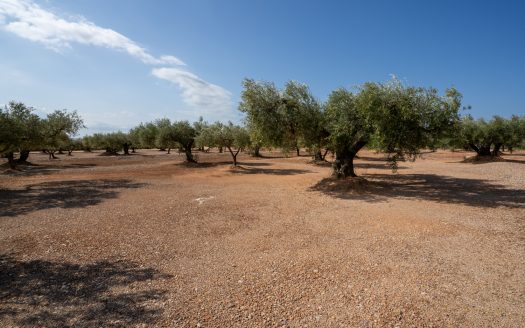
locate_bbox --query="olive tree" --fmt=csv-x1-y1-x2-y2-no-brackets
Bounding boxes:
87,132,131,155
155,118,178,153
0,102,83,167
195,122,223,152
131,122,158,149
239,79,326,157
216,123,251,166
457,115,524,157
283,81,329,159
41,109,84,159
506,115,525,152
172,121,197,162
0,102,42,167
246,122,264,157
239,79,283,150
128,120,196,161
326,79,461,177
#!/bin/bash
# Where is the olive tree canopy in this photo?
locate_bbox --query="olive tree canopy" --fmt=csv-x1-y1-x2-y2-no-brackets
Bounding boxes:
239,79,325,156
326,79,461,177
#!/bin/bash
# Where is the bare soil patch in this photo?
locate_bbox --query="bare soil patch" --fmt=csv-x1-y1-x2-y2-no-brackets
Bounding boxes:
1,149,524,327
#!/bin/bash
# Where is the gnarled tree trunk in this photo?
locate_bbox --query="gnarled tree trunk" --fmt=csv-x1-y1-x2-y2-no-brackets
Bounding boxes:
251,146,261,157
492,143,502,157
183,141,196,163
332,141,366,178
123,143,130,155
7,152,16,169
469,143,491,157
17,150,30,163
322,148,329,160
314,150,323,161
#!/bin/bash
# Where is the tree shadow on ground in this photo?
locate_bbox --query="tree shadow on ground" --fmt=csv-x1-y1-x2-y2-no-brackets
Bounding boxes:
354,162,408,170
176,161,233,168
237,162,272,167
0,179,146,217
353,156,393,162
310,174,524,208
456,156,525,165
176,161,274,168
0,254,171,327
230,166,313,175
2,163,100,177
501,158,525,164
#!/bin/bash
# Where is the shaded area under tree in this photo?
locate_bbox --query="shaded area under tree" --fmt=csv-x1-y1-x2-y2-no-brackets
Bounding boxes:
0,179,146,217
310,173,524,208
0,255,172,327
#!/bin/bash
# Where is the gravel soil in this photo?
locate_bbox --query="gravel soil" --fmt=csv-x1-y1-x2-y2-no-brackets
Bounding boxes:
1,149,524,327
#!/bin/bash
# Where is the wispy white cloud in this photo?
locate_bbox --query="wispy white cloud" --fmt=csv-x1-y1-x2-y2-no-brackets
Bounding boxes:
152,67,232,116
0,0,233,119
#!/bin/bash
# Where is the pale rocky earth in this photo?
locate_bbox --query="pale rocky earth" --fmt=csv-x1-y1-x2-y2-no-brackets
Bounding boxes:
0,149,524,327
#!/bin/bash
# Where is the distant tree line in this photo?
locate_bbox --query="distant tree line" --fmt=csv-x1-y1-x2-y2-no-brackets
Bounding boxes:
81,119,251,166
2,78,524,176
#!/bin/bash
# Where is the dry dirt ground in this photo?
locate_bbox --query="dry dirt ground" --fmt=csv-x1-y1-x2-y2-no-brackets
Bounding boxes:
0,149,524,327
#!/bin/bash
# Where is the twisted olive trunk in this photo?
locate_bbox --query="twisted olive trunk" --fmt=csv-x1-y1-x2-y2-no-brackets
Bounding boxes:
469,143,491,156
123,143,130,155
252,146,261,157
17,150,30,163
183,140,196,163
492,143,502,157
314,150,323,161
7,152,16,169
332,141,366,178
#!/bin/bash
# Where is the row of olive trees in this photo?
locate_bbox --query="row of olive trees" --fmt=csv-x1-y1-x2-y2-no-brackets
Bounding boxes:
4,79,523,175
0,102,84,169
80,119,251,166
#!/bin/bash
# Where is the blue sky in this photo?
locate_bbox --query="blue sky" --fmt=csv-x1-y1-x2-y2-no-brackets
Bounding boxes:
1,0,523,134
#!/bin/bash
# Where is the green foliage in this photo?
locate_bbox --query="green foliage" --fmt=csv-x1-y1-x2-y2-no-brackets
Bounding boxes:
325,78,461,176
239,79,283,147
195,122,223,150
216,122,250,165
84,132,131,154
457,114,525,155
0,102,42,155
170,120,197,162
129,122,158,149
239,79,325,155
219,123,251,149
41,109,85,154
155,118,178,151
0,102,83,165
239,77,461,176
507,115,525,150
